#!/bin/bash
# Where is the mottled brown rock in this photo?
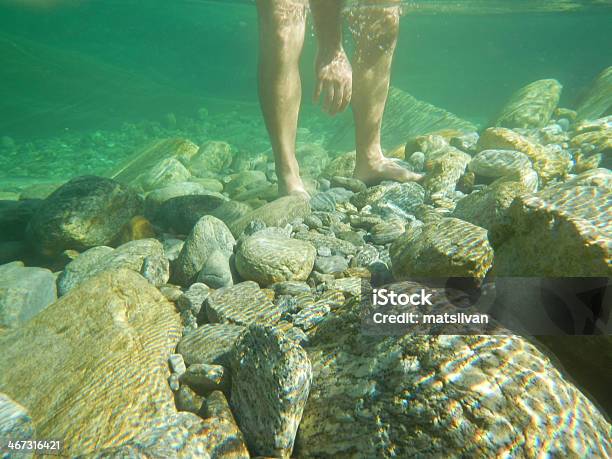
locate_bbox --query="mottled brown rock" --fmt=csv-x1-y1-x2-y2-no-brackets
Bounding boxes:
0,269,181,457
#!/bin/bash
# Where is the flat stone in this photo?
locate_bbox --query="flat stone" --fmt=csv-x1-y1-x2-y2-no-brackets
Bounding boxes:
230,325,312,458
205,281,281,326
0,269,182,457
177,323,245,367
0,262,57,329
236,234,316,286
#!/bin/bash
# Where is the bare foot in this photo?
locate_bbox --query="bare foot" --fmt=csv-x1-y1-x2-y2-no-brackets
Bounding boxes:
277,173,311,200
354,157,424,186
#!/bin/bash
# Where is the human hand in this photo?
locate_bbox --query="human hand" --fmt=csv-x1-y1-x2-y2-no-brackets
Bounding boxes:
313,48,352,116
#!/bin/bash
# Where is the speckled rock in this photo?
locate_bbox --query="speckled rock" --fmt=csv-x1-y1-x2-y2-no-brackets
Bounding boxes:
77,411,249,459
322,151,356,179
0,269,182,457
493,79,562,129
205,281,281,326
390,217,493,283
0,392,35,459
576,66,612,121
187,140,233,175
310,191,337,212
493,185,611,276
236,234,316,286
352,182,426,220
180,364,227,394
422,143,472,200
468,149,532,178
314,255,348,275
330,176,366,193
57,239,167,295
137,157,191,192
230,325,312,458
229,195,310,238
26,176,143,255
370,220,405,245
478,127,572,184
296,301,612,458
174,216,235,286
197,249,234,289
177,323,245,367
571,117,612,172
0,262,57,329
174,386,204,414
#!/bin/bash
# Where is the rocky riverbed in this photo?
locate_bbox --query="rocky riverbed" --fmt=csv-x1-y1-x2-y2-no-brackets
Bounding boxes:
0,70,611,457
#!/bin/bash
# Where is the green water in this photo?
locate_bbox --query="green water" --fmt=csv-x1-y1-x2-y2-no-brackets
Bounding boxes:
0,1,610,151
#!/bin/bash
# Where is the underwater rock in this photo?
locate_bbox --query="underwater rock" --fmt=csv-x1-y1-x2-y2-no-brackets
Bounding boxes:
296,143,330,178
176,283,210,319
452,180,527,236
314,255,349,275
57,239,167,295
571,116,612,172
205,281,281,327
109,138,199,185
390,217,493,283
174,385,204,414
468,149,532,178
0,269,181,457
0,393,35,459
575,66,612,120
296,300,612,458
330,176,367,193
190,177,224,193
187,140,233,176
179,363,227,394
18,183,61,200
209,200,252,227
115,215,156,245
321,151,356,179
26,175,143,256
224,170,268,196
310,191,337,212
230,325,312,458
364,182,426,220
174,215,235,286
493,185,611,276
294,231,357,257
76,411,249,459
144,181,211,219
197,249,234,289
0,199,42,242
156,192,228,234
369,220,405,245
422,142,472,201
232,182,278,202
493,79,562,129
477,127,571,184
137,157,191,192
228,195,311,238
560,167,612,191
0,262,57,329
177,323,245,367
236,234,316,286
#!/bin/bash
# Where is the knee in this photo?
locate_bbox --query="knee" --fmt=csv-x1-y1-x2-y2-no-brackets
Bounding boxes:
258,1,306,55
348,5,400,48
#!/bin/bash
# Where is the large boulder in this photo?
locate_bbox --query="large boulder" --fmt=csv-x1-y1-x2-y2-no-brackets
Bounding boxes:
0,261,57,329
390,217,493,283
493,185,611,276
56,238,168,295
575,66,612,121
235,233,316,286
230,325,312,458
174,216,235,286
296,300,612,458
26,176,143,255
0,269,182,457
493,79,562,129
229,195,311,238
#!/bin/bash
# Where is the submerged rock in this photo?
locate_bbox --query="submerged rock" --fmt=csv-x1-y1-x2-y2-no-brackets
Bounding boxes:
296,301,612,458
197,249,234,289
571,116,612,172
0,199,41,242
493,185,611,276
187,140,233,175
144,181,211,219
390,217,493,283
352,182,425,218
422,142,472,200
0,393,35,458
155,192,228,234
26,176,143,255
177,323,245,367
137,157,191,192
174,215,235,286
0,269,181,457
236,233,316,286
230,325,312,458
468,149,532,178
0,262,57,329
493,79,562,129
57,238,168,295
575,66,612,121
321,152,356,179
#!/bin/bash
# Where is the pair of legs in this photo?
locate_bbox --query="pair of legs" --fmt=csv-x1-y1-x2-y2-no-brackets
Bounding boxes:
256,0,422,197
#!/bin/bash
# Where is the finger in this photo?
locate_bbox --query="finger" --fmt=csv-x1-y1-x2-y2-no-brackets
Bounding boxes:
313,80,323,104
323,82,335,114
339,82,352,113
